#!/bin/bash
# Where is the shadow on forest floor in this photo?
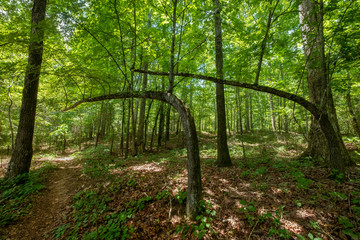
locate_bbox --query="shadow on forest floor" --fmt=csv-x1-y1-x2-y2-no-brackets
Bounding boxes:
1,131,360,239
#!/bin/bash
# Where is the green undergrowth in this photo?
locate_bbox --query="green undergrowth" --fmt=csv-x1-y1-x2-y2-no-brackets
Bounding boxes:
53,187,151,239
53,181,193,239
0,161,57,231
49,132,360,239
175,200,217,239
72,145,122,178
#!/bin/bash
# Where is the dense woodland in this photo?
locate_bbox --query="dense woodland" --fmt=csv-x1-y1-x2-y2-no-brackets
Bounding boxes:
1,0,360,239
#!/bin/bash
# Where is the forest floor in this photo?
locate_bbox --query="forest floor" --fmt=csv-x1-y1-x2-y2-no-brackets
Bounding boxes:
1,131,360,240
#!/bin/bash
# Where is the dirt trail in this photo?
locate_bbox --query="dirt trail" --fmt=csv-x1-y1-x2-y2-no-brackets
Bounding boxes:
5,156,84,240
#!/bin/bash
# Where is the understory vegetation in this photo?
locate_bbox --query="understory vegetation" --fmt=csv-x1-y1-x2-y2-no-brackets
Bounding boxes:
2,131,359,239
0,161,57,233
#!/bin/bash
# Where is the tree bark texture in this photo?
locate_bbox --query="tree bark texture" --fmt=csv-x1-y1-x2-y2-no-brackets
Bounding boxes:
299,0,352,171
6,0,47,179
63,91,202,219
213,0,232,167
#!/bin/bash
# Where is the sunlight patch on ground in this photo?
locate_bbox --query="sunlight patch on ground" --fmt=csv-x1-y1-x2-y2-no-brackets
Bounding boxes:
204,188,215,196
219,178,230,184
170,215,181,225
222,216,241,230
281,219,304,234
128,163,164,173
271,187,285,194
296,208,316,218
109,168,124,175
168,169,187,192
54,156,74,161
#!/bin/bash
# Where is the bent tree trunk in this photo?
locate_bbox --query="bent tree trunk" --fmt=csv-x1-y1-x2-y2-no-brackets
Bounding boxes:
63,91,202,219
5,0,47,179
134,69,349,173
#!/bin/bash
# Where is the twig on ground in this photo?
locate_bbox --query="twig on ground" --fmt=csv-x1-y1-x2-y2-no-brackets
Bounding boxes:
247,218,259,240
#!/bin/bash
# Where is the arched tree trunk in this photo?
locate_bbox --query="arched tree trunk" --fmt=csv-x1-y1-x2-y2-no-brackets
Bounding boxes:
63,91,202,219
134,69,351,174
5,0,47,179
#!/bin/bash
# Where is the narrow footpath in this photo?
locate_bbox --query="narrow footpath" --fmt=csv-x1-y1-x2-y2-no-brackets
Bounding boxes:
5,156,84,240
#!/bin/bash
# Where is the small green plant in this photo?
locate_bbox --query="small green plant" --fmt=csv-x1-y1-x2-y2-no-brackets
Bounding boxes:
329,169,345,183
175,188,187,204
156,190,171,200
240,170,251,178
267,206,290,239
254,166,267,175
268,226,290,239
273,161,287,171
294,199,302,207
53,224,70,239
174,200,216,239
338,215,360,239
329,191,347,201
296,233,323,240
239,201,291,239
175,223,190,239
351,191,360,216
193,200,216,239
296,176,313,189
239,200,258,226
126,178,138,187
309,220,320,230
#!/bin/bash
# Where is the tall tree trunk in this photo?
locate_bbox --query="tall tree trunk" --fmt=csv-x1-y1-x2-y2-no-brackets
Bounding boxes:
165,0,178,142
245,92,250,131
236,88,243,134
95,102,104,148
120,100,125,156
269,94,276,131
7,81,14,150
6,0,47,179
280,66,289,133
213,0,232,167
299,0,353,171
158,103,165,148
143,99,153,151
131,98,137,156
346,72,360,138
136,11,152,154
125,99,131,159
249,93,253,130
150,104,161,150
284,99,289,133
